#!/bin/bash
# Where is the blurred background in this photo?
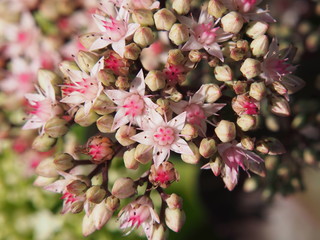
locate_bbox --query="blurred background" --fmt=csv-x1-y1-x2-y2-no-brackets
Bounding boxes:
0,0,320,239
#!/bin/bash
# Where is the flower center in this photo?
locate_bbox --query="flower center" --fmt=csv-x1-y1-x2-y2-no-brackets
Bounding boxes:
30,99,53,121
163,64,184,84
104,53,126,75
242,101,258,115
62,78,99,101
185,104,206,125
268,58,292,76
122,94,145,117
61,192,78,204
153,127,175,146
194,23,219,45
154,170,171,184
102,17,126,42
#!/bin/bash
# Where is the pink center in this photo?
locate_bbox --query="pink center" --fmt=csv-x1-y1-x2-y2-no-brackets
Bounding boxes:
62,78,99,101
61,192,78,204
223,147,246,170
122,94,145,117
163,65,184,84
239,0,257,12
127,206,151,227
153,127,175,146
104,54,125,75
185,104,206,125
194,23,219,46
242,101,258,115
267,58,292,76
30,99,53,121
154,170,170,184
102,17,126,42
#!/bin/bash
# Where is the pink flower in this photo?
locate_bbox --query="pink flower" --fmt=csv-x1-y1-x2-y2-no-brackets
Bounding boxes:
131,110,193,167
170,85,225,135
104,69,158,130
232,94,260,116
106,0,160,10
119,196,160,239
178,9,232,61
90,7,139,57
61,57,104,115
217,141,263,191
221,0,275,22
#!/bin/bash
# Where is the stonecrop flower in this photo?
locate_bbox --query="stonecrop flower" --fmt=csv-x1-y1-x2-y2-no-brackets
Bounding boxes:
119,196,160,239
61,57,104,114
90,6,139,57
178,9,233,61
104,69,158,130
170,85,225,135
131,110,193,167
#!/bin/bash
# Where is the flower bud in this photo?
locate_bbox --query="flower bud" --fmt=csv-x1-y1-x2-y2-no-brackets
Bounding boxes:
165,86,183,102
156,98,171,116
59,60,80,76
66,180,88,196
54,153,75,171
202,84,222,103
124,43,141,60
272,81,288,96
215,120,236,142
241,136,255,150
237,114,256,131
36,158,58,178
71,201,84,214
75,108,99,127
208,0,227,18
166,193,183,209
149,162,179,188
181,123,198,141
232,94,259,115
188,50,203,63
133,27,155,48
76,51,99,73
134,144,153,164
214,65,233,82
115,76,130,90
97,69,116,87
210,156,223,176
124,148,139,170
181,142,200,164
165,208,186,232
270,97,290,117
230,40,249,61
132,9,154,26
92,94,115,115
37,69,62,95
168,49,184,65
79,33,100,49
145,70,166,91
250,35,269,57
246,21,268,39
172,0,191,15
111,177,137,199
240,58,261,79
88,136,114,163
169,24,189,46
221,11,244,34
151,224,167,240
116,125,136,146
86,186,107,204
249,82,266,101
44,117,68,138
256,140,269,154
32,134,57,152
106,195,120,211
303,149,316,165
260,137,286,155
154,9,177,31
91,200,113,231
96,115,115,133
233,81,247,95
199,138,217,158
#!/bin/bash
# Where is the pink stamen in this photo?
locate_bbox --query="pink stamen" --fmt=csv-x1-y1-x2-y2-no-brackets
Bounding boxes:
185,104,206,125
122,94,145,117
194,23,219,45
61,192,78,204
153,127,175,146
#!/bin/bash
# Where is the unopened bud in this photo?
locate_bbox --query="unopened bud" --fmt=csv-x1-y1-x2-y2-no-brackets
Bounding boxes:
133,27,155,48
86,186,107,204
132,9,154,26
71,201,84,214
261,137,286,155
181,123,198,141
54,153,75,171
156,98,171,116
237,115,256,131
202,84,222,103
88,136,114,163
233,81,247,95
38,69,62,95
221,11,244,34
134,144,153,164
165,86,183,102
241,136,255,150
249,82,266,101
210,156,223,176
188,50,203,63
44,117,68,138
168,49,184,65
272,81,288,96
77,51,99,73
66,180,88,195
149,162,179,188
32,134,57,152
208,0,227,18
92,94,115,115
97,70,116,87
250,35,269,57
181,142,200,164
115,125,136,146
214,65,233,82
124,43,141,60
154,8,177,31
151,224,167,240
75,108,99,127
96,115,115,133
36,158,58,178
169,24,189,46
240,58,261,79
215,120,236,142
145,70,166,91
106,195,120,211
59,60,79,75
246,21,268,39
270,97,290,117
172,0,191,15
79,33,99,49
124,148,139,170
256,140,269,154
166,193,183,209
115,76,130,90
111,177,136,199
165,208,186,232
199,138,217,158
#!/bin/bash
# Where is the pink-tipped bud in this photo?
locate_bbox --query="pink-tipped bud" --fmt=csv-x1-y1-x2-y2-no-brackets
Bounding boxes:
86,186,107,204
250,35,269,57
124,148,139,170
215,120,236,143
240,58,261,79
132,9,154,26
154,9,177,31
270,96,291,117
208,0,227,18
32,134,57,152
272,81,288,96
124,43,141,60
115,125,137,146
134,144,153,164
188,50,204,63
111,177,137,199
199,138,217,158
214,64,233,82
54,153,75,171
169,24,190,46
96,115,115,133
74,108,99,127
44,117,68,138
210,156,223,176
165,208,186,232
133,27,155,48
145,70,166,91
237,115,256,131
181,123,198,141
36,158,58,178
221,11,244,34
233,81,248,95
38,69,62,95
166,193,183,209
202,84,222,103
241,136,255,150
76,51,99,73
149,162,179,188
249,82,266,101
156,98,171,116
181,142,200,164
172,0,192,15
246,21,269,39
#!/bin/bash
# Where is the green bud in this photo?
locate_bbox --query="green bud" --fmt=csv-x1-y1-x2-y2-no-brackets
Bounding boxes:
32,134,57,152
92,93,115,115
169,24,189,46
154,8,176,31
86,186,107,204
132,9,154,26
111,177,136,199
96,115,115,133
76,51,99,73
44,117,68,138
133,27,155,48
54,153,75,171
75,108,99,127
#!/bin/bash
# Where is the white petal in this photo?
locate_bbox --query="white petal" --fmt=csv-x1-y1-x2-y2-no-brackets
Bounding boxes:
90,57,105,76
90,37,111,51
204,43,224,61
153,147,170,168
171,138,193,155
43,179,67,193
130,69,145,95
168,112,187,131
169,101,188,114
181,35,203,52
112,39,126,58
125,23,140,37
131,131,155,145
104,89,129,106
112,109,129,130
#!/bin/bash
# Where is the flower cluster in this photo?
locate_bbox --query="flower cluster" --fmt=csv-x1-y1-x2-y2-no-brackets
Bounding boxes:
20,0,306,239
